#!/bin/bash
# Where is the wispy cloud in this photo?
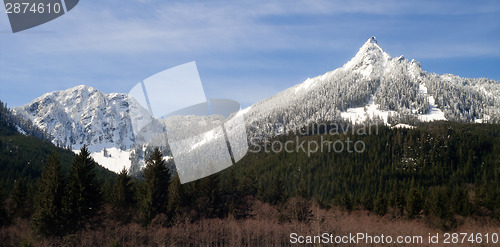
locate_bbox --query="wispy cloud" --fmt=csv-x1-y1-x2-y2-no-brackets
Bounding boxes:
1,0,499,107
4,0,500,56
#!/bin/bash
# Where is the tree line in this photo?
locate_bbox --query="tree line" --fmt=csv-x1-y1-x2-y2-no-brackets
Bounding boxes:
1,121,500,238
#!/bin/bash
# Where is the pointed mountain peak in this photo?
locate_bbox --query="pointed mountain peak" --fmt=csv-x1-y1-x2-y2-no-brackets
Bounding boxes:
366,36,377,44
341,37,391,78
359,36,383,52
69,84,98,92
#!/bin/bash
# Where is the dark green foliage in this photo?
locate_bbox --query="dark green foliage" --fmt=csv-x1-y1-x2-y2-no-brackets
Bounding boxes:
406,183,423,219
220,169,240,217
193,173,224,218
390,182,406,216
288,178,313,222
167,174,183,222
140,148,170,225
0,186,9,226
341,193,354,213
9,177,30,218
237,170,257,197
0,130,75,193
0,100,50,141
259,176,286,206
361,192,374,211
0,100,115,196
112,168,135,209
32,152,65,236
63,146,102,231
374,191,388,216
425,186,454,229
450,186,472,217
229,122,500,222
1,95,500,237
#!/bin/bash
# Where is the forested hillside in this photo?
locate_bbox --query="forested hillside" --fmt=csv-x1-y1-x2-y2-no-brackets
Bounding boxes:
230,122,500,227
1,97,500,245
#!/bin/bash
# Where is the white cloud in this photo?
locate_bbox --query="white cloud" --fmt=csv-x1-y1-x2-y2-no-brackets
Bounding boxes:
1,0,500,107
4,0,500,56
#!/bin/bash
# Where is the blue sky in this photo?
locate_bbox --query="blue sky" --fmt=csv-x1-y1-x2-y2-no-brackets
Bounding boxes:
1,0,499,108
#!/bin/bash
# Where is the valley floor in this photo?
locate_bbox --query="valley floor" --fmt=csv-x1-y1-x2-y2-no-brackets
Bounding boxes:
2,201,499,247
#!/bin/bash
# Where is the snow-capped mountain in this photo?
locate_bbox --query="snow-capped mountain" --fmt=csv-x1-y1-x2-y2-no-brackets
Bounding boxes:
243,37,500,137
14,85,152,153
13,37,500,173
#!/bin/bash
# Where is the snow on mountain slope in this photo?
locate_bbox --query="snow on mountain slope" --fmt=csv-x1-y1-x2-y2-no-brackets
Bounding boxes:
89,147,131,173
342,36,391,79
340,96,396,125
15,125,27,135
243,37,500,139
14,85,152,152
417,84,446,122
14,37,500,173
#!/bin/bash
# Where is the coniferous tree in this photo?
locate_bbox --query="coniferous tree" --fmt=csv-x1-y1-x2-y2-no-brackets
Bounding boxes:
374,190,388,216
221,169,244,217
0,186,9,226
111,168,135,209
238,171,257,197
233,171,257,219
450,186,471,217
362,192,374,211
427,187,453,229
195,173,224,218
292,178,312,222
167,174,183,223
406,182,423,219
265,176,286,206
140,148,170,225
10,177,29,218
32,152,65,236
390,182,405,216
63,145,102,231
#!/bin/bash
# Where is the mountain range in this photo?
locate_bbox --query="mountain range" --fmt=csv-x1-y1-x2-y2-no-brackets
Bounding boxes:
13,37,500,173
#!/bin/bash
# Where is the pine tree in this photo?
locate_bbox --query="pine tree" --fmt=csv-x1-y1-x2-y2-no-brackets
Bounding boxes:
0,186,9,226
374,189,388,216
63,145,102,231
32,152,65,236
167,174,183,223
140,148,170,225
406,182,423,219
266,176,286,206
238,171,257,197
341,192,354,213
234,171,257,219
221,169,240,217
195,173,223,218
111,168,135,209
390,182,405,216
362,192,374,211
428,187,451,220
292,178,312,222
10,177,29,218
450,186,471,217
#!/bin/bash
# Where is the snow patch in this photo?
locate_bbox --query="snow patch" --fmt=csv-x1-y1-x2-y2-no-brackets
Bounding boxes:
15,125,27,135
190,128,220,151
73,147,132,173
391,124,415,129
474,115,490,123
341,96,396,125
417,84,447,122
